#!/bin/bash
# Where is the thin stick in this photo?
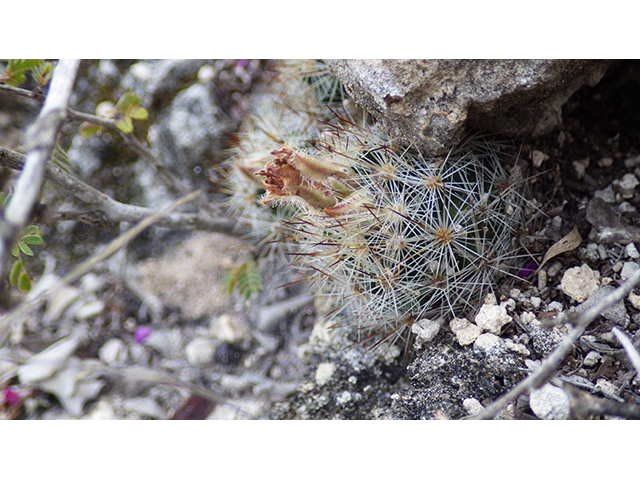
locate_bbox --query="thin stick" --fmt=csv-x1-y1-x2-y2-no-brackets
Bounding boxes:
612,327,640,378
472,266,640,419
0,145,245,236
0,60,80,284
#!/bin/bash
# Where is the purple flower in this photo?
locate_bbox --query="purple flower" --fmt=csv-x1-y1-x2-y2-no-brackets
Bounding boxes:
135,326,152,344
517,261,538,278
2,387,20,405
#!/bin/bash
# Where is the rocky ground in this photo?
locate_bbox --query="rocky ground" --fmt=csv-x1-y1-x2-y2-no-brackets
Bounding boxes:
2,60,640,420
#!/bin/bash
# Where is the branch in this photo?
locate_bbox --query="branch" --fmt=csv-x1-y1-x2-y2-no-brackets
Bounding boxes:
0,60,80,288
472,265,640,419
0,145,246,236
66,109,219,217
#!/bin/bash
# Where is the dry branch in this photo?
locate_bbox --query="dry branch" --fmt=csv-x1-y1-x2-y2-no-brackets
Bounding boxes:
0,145,245,235
0,60,80,290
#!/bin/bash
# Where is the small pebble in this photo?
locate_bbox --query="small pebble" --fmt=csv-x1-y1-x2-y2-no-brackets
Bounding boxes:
315,362,337,386
449,318,482,346
529,384,570,420
560,264,600,303
621,262,640,282
462,398,484,416
625,243,640,259
412,318,443,342
530,296,542,309
473,333,505,356
474,304,512,335
98,338,128,365
583,351,602,367
185,338,215,366
75,300,105,321
336,391,352,405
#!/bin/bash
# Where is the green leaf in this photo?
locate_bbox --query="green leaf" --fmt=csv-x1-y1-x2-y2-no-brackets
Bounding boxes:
115,116,133,133
80,122,102,138
11,244,18,257
17,272,31,292
22,235,43,245
18,242,34,256
128,104,148,120
23,225,40,235
31,61,55,85
10,260,21,286
116,92,141,113
222,258,262,300
2,59,44,86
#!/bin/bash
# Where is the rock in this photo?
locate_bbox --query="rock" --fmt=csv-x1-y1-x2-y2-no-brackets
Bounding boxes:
529,384,570,420
315,362,337,386
185,337,216,366
462,398,484,416
326,59,611,155
583,351,602,367
621,262,640,282
98,338,128,365
626,243,640,259
474,304,512,334
574,285,629,327
615,173,639,199
449,318,482,346
473,333,506,356
149,82,233,182
389,335,525,419
122,397,167,419
560,264,600,302
210,313,250,344
412,317,444,342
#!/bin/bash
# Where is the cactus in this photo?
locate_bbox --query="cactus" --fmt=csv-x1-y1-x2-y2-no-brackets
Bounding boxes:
256,128,532,349
226,61,534,351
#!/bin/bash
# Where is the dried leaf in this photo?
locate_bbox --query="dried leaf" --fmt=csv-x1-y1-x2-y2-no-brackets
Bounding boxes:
537,225,582,272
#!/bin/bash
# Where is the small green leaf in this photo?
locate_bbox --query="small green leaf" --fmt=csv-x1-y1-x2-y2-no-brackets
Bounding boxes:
80,122,102,138
23,225,40,235
18,242,34,256
22,235,43,245
116,92,141,113
11,244,19,257
17,272,31,292
115,117,133,133
128,104,148,120
10,260,21,286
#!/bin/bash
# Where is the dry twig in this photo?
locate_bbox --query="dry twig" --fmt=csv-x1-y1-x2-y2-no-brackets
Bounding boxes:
0,60,80,290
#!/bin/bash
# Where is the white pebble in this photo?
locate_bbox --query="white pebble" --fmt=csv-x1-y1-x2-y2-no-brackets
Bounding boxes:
530,296,542,309
185,337,215,366
99,338,128,365
625,243,640,259
210,314,249,344
474,304,512,335
449,318,482,346
336,391,352,405
75,300,105,321
628,291,640,310
412,318,443,342
583,351,602,367
463,398,484,416
529,384,570,420
560,264,600,303
473,333,505,356
315,362,337,386
621,262,640,282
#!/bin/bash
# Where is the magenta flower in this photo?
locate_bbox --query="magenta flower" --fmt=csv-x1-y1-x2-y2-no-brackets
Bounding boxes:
135,326,152,344
2,387,21,405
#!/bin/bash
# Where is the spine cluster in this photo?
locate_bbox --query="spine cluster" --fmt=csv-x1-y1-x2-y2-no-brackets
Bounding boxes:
227,61,531,350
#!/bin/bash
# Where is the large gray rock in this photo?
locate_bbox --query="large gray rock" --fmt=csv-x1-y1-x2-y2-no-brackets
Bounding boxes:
327,60,613,156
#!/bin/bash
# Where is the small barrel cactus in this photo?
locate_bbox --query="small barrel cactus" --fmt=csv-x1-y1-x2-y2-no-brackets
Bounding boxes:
227,60,534,350
256,129,531,349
